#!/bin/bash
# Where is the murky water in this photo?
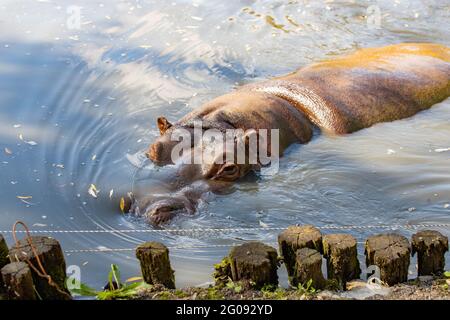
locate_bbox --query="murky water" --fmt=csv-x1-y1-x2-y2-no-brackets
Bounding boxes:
1,0,449,290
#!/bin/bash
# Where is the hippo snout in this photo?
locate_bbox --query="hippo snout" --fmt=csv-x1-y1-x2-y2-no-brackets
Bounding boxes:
147,141,162,162
145,197,194,225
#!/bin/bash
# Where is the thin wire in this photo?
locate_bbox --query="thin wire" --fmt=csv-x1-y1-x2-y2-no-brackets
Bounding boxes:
2,223,450,235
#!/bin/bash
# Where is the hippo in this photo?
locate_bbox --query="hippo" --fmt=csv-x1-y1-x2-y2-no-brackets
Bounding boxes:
127,43,450,225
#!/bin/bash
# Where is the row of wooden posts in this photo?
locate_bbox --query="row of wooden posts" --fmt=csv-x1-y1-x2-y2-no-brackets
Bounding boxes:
0,226,449,299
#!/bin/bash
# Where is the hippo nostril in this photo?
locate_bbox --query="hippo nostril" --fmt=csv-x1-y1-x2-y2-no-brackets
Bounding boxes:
146,200,187,225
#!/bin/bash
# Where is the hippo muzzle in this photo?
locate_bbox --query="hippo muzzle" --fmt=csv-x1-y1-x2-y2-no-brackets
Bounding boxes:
144,196,195,225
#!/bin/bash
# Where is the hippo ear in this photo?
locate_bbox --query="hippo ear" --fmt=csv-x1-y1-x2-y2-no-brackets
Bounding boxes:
157,117,173,135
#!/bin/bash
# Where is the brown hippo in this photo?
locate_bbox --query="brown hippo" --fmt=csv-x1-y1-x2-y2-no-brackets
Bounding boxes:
128,43,450,225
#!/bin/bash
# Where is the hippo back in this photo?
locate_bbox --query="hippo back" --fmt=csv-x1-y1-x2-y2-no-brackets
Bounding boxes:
246,43,450,134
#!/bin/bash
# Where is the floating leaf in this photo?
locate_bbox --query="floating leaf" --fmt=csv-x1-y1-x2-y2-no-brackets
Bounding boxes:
88,184,99,198
18,133,38,145
259,220,269,228
444,271,450,278
119,197,125,213
386,149,396,155
126,276,143,283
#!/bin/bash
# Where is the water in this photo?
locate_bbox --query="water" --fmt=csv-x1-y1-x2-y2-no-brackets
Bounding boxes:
0,0,449,291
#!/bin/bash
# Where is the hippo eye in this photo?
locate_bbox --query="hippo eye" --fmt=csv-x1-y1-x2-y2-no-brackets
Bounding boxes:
223,165,237,174
213,163,240,181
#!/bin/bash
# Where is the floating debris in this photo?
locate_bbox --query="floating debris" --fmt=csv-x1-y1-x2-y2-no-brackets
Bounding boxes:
408,207,416,212
16,195,32,199
387,149,396,155
13,124,21,128
4,147,12,155
88,184,99,198
445,204,450,209
33,223,47,227
434,148,450,153
92,154,97,161
109,189,114,199
119,197,125,213
126,277,143,283
18,133,38,145
259,220,269,228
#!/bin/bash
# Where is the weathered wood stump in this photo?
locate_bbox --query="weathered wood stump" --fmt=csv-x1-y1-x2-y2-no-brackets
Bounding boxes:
0,234,9,288
9,236,71,300
364,233,410,286
323,234,361,289
1,262,36,300
412,230,448,276
0,235,8,268
293,248,326,289
228,242,278,289
136,242,175,289
278,225,322,284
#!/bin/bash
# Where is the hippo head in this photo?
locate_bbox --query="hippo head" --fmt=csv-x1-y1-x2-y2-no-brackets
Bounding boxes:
130,122,265,225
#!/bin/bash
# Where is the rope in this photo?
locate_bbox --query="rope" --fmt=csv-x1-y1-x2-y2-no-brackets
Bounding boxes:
12,221,72,299
3,223,450,235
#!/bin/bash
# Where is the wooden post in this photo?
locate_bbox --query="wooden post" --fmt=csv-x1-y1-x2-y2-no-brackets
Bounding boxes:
293,248,326,289
364,233,410,286
9,236,71,300
1,262,36,300
229,242,278,289
0,234,9,288
278,225,322,285
323,234,361,289
412,230,448,276
136,242,175,289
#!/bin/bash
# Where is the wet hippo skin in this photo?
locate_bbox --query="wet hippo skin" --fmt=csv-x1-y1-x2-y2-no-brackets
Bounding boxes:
133,43,450,225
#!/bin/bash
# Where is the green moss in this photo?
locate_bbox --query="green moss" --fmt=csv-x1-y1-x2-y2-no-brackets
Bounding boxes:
261,287,287,300
174,289,189,298
213,257,232,288
205,287,225,300
155,291,173,300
